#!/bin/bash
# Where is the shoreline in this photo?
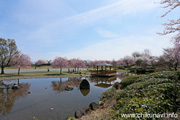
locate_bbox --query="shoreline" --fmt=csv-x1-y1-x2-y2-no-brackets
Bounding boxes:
0,74,90,81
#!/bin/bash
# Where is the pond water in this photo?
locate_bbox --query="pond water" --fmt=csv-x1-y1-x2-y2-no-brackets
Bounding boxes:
0,76,123,120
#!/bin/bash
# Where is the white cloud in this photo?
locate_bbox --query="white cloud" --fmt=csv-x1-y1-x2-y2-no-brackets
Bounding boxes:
30,0,158,40
69,0,157,24
50,34,172,60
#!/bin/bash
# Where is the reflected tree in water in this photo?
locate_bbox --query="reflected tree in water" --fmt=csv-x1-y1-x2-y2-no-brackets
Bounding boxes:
0,82,30,115
116,71,132,79
51,78,91,96
51,77,81,93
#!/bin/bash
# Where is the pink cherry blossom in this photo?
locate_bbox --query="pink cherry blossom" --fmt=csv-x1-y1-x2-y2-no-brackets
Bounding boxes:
51,57,68,74
12,54,31,75
70,58,86,72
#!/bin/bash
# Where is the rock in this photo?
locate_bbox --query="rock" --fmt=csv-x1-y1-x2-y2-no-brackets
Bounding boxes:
12,84,20,89
82,106,90,114
99,101,103,105
66,117,75,120
74,109,83,118
65,86,73,91
80,79,90,89
113,82,120,90
89,102,98,110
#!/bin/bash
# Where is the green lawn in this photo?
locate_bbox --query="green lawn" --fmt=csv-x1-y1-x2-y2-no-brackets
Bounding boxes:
5,66,52,69
0,70,90,80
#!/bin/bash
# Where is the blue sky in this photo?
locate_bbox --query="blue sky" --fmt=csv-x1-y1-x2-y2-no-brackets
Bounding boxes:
0,0,179,61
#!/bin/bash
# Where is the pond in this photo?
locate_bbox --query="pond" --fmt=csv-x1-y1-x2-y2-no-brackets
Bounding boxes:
0,76,123,120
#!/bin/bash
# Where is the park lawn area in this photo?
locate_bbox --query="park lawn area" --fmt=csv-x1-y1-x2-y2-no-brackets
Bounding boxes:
0,70,90,80
5,65,52,69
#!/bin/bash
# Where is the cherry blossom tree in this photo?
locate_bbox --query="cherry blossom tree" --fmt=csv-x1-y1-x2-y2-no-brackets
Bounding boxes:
123,56,135,67
51,57,68,75
162,46,180,71
70,58,86,72
148,56,158,66
35,60,46,69
104,60,111,64
89,61,99,69
142,49,151,58
160,0,180,35
159,49,173,70
89,60,110,69
132,51,141,59
12,54,31,75
35,60,46,66
173,31,180,50
116,59,124,67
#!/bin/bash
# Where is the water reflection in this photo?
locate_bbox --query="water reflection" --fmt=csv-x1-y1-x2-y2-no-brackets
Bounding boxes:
0,81,30,115
80,89,90,96
116,71,133,79
0,74,130,120
90,77,117,88
80,79,90,96
51,76,120,95
51,77,82,93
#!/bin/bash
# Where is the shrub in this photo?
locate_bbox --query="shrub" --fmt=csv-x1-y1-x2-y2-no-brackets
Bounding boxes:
99,88,117,102
113,71,180,120
150,71,178,80
125,78,172,90
120,75,144,88
120,71,179,89
129,66,155,74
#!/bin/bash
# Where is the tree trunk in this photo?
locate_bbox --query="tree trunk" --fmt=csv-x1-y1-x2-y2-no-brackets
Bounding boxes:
60,67,62,75
168,63,172,71
174,62,178,71
18,79,20,85
1,65,5,74
18,68,20,75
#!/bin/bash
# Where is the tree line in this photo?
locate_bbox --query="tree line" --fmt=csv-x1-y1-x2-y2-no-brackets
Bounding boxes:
0,37,179,75
0,39,86,75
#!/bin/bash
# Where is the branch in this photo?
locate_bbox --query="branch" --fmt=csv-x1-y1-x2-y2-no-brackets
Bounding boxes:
161,0,180,17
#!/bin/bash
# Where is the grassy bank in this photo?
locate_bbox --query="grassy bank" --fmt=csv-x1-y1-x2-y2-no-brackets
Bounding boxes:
76,71,180,120
0,70,90,80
